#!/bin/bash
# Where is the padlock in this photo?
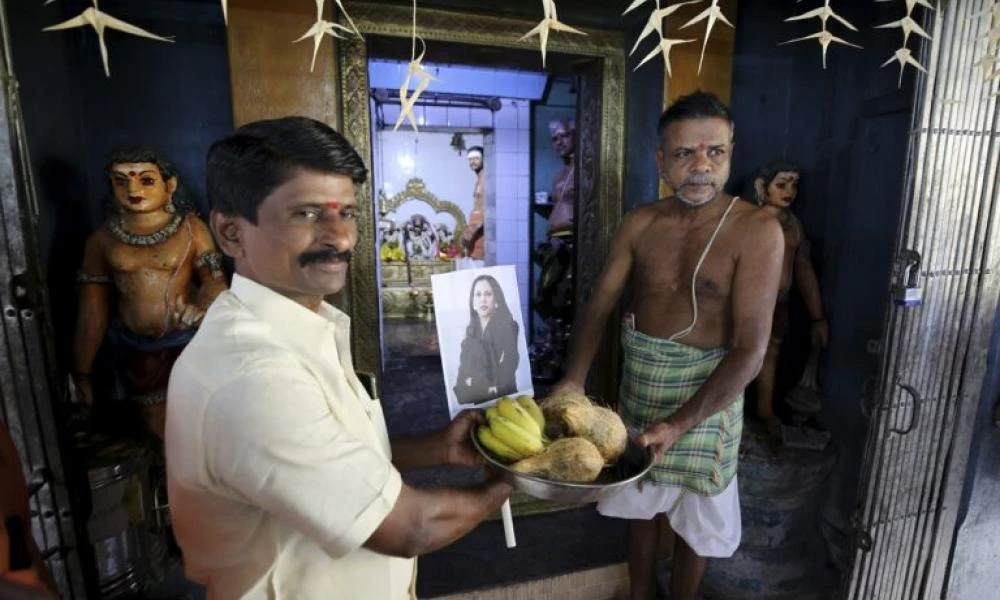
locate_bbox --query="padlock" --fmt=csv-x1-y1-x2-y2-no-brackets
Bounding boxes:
892,249,923,307
893,287,923,306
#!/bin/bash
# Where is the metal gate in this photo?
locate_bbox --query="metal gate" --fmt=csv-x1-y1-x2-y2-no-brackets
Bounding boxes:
848,1,1000,598
0,2,87,597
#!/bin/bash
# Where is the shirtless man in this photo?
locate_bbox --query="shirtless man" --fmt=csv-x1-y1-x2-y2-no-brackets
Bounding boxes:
535,120,576,321
547,120,576,236
460,146,486,268
552,92,783,600
752,161,829,438
74,149,227,439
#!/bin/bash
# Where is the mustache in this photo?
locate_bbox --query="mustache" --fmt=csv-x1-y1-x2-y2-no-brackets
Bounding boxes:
297,248,352,267
683,175,716,186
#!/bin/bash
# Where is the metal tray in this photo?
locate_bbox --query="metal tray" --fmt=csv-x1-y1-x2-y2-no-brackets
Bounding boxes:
472,432,655,504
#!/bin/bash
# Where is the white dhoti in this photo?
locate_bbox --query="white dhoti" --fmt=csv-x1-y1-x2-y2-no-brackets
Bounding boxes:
597,475,742,558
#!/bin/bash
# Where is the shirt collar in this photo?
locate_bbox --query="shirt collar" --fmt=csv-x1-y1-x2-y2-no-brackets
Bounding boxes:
229,273,350,352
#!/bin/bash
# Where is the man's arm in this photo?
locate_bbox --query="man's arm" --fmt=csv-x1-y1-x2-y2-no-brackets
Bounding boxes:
639,212,784,457
461,212,484,248
365,477,511,558
204,365,511,562
555,209,647,393
391,410,485,471
794,236,829,347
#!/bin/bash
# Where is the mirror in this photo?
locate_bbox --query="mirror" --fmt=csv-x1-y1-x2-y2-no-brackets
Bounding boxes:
337,3,625,513
368,48,582,381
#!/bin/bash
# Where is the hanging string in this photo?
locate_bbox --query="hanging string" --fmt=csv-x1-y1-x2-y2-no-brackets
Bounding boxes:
668,195,738,342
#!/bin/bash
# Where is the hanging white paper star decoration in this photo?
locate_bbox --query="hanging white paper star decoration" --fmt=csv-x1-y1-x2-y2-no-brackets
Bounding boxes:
678,0,734,75
221,0,228,25
971,3,1000,83
394,0,436,132
626,0,700,77
871,0,935,13
294,0,362,72
780,0,860,70
875,15,932,47
876,0,934,88
881,48,927,86
42,0,173,77
520,0,587,68
334,0,363,38
623,0,654,14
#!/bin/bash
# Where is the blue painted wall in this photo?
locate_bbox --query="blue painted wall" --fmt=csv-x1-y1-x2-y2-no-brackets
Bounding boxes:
729,0,916,569
10,0,233,376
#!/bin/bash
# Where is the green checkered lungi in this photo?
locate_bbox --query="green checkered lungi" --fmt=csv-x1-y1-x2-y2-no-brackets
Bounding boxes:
619,324,743,496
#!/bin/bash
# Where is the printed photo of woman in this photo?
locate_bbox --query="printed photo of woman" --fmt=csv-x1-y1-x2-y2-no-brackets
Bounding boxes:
432,265,533,417
454,274,519,404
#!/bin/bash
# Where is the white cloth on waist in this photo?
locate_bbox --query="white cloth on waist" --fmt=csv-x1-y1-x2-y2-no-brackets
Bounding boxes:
597,475,741,558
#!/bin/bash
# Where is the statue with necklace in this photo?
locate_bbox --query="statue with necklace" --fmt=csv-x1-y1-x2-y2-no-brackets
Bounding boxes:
73,149,227,440
752,160,829,442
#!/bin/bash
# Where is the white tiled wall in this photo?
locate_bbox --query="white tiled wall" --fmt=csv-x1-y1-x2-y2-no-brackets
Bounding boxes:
491,99,532,327
372,102,531,326
375,129,484,217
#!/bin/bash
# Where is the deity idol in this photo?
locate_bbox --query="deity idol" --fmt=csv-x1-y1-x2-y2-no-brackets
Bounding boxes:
73,149,227,439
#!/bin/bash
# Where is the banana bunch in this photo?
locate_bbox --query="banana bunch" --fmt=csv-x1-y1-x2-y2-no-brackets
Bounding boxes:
476,395,549,463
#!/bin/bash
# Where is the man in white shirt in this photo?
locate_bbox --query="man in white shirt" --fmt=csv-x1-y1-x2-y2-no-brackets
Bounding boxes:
165,116,512,599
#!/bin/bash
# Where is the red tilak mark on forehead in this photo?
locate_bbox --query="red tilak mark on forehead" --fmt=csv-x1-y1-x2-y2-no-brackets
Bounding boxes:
324,201,342,211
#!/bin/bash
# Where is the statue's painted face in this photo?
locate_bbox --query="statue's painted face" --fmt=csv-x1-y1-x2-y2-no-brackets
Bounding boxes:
657,117,733,208
550,125,575,159
763,171,800,209
109,162,176,214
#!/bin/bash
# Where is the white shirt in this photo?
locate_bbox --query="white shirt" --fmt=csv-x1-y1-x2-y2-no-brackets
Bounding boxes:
165,274,415,599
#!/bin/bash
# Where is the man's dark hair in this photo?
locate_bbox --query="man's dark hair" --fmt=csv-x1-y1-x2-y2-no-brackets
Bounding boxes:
753,159,802,205
207,116,368,224
106,147,178,181
467,146,484,155
657,91,734,143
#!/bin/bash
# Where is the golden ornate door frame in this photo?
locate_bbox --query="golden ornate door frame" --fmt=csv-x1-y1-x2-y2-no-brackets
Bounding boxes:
338,3,626,401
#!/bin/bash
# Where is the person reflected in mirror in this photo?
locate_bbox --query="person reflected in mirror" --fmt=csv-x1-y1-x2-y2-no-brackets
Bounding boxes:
459,146,486,269
166,117,511,599
551,92,783,600
751,161,829,439
454,275,520,404
547,120,576,237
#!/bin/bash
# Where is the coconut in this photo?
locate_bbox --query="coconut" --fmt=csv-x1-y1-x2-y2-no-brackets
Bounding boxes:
549,403,629,463
509,437,605,483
